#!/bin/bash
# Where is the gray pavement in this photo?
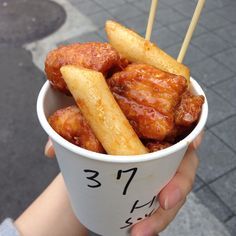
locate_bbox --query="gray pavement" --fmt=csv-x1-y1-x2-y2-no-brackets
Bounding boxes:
0,0,236,235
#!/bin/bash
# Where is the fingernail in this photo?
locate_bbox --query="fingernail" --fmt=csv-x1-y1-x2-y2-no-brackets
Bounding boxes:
164,188,181,210
44,140,54,158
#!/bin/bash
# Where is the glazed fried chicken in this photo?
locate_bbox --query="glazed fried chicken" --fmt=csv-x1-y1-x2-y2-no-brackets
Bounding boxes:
48,105,164,153
46,45,204,153
175,91,204,127
45,42,129,93
48,105,105,153
145,141,172,152
107,63,188,141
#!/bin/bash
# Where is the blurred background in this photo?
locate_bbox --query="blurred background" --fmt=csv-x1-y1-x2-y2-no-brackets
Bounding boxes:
0,0,235,235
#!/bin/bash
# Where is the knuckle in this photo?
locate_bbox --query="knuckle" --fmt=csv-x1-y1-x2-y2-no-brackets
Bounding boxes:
157,218,169,232
184,176,195,193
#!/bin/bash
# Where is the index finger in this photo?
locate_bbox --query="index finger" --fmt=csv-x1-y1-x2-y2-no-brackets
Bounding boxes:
159,146,199,210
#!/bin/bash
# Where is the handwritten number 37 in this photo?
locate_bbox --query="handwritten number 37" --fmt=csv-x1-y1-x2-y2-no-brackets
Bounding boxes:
83,170,101,188
117,168,137,195
83,168,138,195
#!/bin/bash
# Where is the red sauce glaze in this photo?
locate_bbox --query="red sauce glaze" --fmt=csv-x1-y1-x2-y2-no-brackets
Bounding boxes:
48,105,105,153
45,42,129,93
175,91,205,127
107,63,188,140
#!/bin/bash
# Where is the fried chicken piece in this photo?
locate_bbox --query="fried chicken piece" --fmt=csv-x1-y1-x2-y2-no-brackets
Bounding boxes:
145,141,172,152
45,42,129,93
142,137,172,152
107,63,187,140
175,91,205,127
48,105,105,153
48,105,172,154
165,125,195,143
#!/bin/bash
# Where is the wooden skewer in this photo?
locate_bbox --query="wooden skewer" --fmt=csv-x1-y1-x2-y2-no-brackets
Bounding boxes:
177,0,205,63
145,0,158,41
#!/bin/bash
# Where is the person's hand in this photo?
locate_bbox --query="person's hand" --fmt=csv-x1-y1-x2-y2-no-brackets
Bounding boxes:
131,132,203,236
44,139,55,158
44,132,203,236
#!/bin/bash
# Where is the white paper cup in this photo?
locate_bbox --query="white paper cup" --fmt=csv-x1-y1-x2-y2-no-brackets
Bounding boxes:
37,78,208,236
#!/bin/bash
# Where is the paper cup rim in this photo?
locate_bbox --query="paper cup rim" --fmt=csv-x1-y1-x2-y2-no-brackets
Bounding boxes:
37,78,208,163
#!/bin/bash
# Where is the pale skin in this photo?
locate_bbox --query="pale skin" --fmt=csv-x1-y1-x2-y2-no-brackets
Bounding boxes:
15,132,203,236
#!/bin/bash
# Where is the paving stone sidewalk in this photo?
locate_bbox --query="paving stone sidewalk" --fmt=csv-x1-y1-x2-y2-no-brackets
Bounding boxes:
0,0,236,235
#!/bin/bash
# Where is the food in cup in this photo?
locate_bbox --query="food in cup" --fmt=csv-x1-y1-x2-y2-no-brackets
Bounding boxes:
45,42,128,94
45,20,204,154
48,105,105,153
60,65,148,155
37,19,207,236
105,20,190,83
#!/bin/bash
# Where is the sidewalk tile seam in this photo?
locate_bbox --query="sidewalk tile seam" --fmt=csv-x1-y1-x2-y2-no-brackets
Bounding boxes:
165,20,208,38
89,0,107,11
224,214,236,224
127,2,166,29
195,184,235,223
212,48,236,75
128,0,234,49
206,80,236,104
119,0,232,32
166,4,199,22
191,42,236,74
206,76,235,89
72,0,105,15
150,28,185,49
127,1,149,14
164,43,208,66
210,78,236,107
203,155,236,187
207,26,236,43
127,1,171,29
155,9,188,26
153,1,191,23
99,3,127,11
209,124,236,153
125,4,235,46
210,29,236,47
193,175,207,192
207,184,236,217
191,35,231,59
107,5,144,23
203,75,234,89
193,184,205,192
208,115,236,137
162,0,186,7
126,0,234,14
93,0,125,10
196,174,207,185
213,5,236,24
212,31,236,48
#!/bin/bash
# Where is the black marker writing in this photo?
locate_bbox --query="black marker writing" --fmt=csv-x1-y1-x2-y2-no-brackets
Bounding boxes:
130,195,156,213
117,168,137,195
120,217,132,229
83,169,101,188
120,208,156,229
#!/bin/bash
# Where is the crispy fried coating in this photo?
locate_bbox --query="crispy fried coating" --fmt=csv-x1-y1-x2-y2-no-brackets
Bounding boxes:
175,91,205,127
145,141,172,152
107,63,187,140
48,105,105,153
45,42,129,93
165,125,194,143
